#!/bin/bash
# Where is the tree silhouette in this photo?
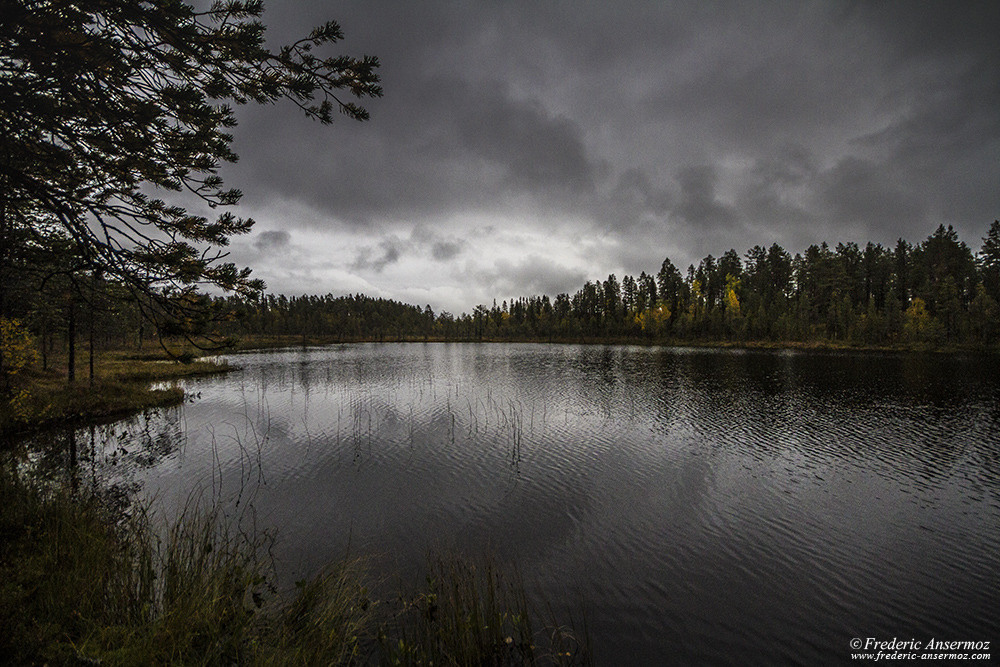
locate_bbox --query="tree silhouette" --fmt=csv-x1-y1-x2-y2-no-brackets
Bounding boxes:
0,0,381,337
979,220,1000,303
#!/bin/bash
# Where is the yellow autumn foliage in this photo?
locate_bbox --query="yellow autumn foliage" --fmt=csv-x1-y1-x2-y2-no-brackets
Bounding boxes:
902,297,941,342
635,304,670,332
0,318,37,382
724,274,741,315
1,318,38,418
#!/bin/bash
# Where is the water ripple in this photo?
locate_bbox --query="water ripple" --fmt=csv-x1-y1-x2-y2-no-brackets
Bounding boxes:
42,343,1000,663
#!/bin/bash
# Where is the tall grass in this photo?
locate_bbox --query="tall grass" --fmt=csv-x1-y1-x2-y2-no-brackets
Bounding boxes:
1,351,229,436
379,555,587,665
0,457,588,665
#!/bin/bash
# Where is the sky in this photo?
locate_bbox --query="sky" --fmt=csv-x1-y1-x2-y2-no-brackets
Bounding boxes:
215,1,1000,314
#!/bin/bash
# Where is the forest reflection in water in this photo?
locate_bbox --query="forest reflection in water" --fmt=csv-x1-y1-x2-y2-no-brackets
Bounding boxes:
25,344,1000,664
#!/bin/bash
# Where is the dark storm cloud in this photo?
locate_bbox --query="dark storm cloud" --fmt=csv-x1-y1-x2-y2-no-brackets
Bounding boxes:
614,169,672,216
817,157,924,231
730,146,819,251
674,166,737,229
595,168,673,235
216,1,1000,309
746,146,815,190
852,0,1000,59
452,81,598,194
232,73,603,225
254,230,290,251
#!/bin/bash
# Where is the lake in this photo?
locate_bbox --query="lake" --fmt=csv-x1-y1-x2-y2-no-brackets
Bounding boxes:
42,343,1000,663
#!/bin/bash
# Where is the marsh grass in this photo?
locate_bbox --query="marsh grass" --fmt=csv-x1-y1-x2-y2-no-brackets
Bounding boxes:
379,555,588,665
0,460,588,665
1,350,229,436
252,562,374,665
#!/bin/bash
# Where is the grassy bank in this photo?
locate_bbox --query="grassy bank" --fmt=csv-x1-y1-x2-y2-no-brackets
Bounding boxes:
0,461,586,665
1,349,230,438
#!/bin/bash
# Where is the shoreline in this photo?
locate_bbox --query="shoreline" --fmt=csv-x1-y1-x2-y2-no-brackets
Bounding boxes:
224,333,996,356
1,351,232,439
6,333,995,439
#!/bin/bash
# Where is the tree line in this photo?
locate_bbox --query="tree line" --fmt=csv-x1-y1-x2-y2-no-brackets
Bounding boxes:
4,219,998,377
209,222,1000,348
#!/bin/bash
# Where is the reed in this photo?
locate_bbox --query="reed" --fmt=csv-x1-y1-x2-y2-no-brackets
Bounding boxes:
0,459,588,665
379,555,587,665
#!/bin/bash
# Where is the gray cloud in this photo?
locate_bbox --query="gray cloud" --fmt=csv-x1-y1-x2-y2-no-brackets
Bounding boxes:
816,157,924,232
674,166,737,229
452,81,598,195
231,73,603,227
209,1,1000,310
467,255,589,300
352,238,403,273
595,168,673,235
254,230,291,251
431,240,464,261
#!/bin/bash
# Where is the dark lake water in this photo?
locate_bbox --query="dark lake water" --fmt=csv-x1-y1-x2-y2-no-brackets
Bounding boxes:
36,344,1000,663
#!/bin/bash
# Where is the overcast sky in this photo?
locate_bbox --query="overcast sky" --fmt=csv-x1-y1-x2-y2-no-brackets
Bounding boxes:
216,1,999,314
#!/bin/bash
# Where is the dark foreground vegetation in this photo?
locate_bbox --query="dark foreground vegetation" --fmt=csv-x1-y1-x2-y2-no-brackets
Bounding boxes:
0,459,587,665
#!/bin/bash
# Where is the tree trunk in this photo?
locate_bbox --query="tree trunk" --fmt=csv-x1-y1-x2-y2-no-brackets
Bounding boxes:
41,319,48,370
89,274,95,387
88,314,95,386
67,299,76,384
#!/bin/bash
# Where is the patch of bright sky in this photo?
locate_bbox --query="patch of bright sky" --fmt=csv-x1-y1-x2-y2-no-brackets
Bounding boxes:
232,206,607,314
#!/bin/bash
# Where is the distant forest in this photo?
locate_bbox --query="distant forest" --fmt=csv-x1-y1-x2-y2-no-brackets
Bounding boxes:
213,222,1000,349
5,222,1000,356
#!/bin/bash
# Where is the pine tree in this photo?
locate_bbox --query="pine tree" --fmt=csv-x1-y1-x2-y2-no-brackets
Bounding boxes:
979,220,1000,303
0,0,381,334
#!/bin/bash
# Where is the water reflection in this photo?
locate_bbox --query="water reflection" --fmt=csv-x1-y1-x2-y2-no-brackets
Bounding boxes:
27,344,1000,663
